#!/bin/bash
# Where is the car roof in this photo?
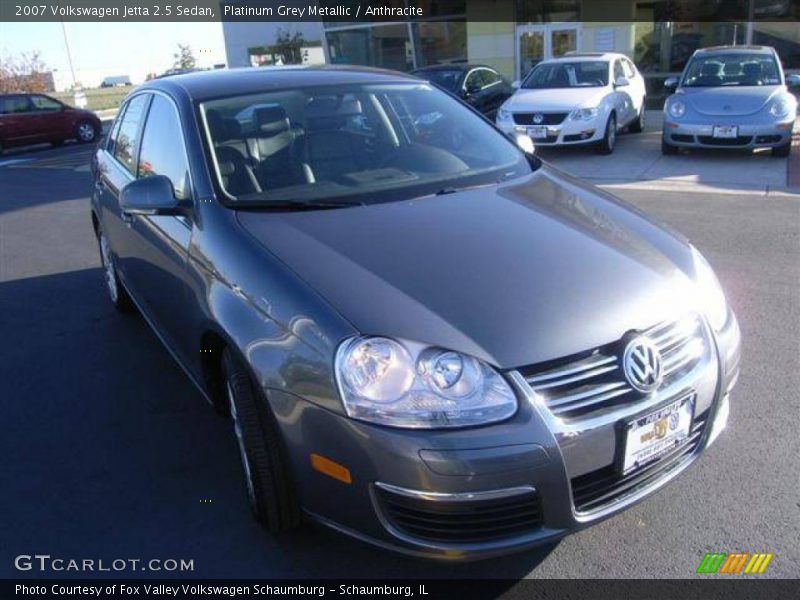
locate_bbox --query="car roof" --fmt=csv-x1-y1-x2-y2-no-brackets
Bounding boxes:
412,64,495,73
695,45,775,55
137,65,419,101
546,52,624,62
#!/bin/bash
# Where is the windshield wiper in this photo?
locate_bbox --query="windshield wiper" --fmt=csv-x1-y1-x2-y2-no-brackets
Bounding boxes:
236,199,361,211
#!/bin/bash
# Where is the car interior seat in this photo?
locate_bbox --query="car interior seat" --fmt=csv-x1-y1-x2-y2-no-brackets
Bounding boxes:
249,106,314,190
205,109,261,196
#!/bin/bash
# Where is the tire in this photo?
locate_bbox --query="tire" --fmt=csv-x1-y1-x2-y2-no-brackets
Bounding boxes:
595,113,616,155
75,120,98,144
97,226,135,312
629,103,646,133
662,139,679,155
222,348,301,533
772,141,792,157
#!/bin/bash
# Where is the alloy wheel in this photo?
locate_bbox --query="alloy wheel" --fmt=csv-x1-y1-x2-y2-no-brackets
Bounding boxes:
78,123,96,142
99,233,119,304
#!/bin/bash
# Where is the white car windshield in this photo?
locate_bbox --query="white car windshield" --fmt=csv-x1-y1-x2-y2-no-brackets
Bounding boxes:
522,61,609,89
682,54,781,87
200,83,534,206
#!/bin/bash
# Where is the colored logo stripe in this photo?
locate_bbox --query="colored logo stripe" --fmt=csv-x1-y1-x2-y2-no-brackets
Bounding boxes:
696,552,773,574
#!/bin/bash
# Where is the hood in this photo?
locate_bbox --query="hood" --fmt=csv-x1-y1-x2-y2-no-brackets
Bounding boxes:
505,87,607,112
679,86,781,116
236,167,697,369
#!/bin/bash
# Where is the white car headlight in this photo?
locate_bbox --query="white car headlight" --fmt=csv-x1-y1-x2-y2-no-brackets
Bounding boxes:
691,246,729,332
769,97,791,119
570,107,599,121
335,336,517,429
668,100,686,118
496,108,513,123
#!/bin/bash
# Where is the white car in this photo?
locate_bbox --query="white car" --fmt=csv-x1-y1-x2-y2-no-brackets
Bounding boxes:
496,53,647,154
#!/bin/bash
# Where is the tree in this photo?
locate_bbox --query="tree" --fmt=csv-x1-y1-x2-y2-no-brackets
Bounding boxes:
0,51,50,93
269,29,306,65
173,44,197,70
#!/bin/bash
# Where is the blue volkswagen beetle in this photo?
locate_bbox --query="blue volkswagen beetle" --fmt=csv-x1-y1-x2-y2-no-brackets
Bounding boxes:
662,45,799,157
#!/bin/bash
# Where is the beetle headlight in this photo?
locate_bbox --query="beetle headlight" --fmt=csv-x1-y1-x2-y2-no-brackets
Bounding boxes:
691,246,729,332
335,337,517,428
668,100,686,118
769,97,791,119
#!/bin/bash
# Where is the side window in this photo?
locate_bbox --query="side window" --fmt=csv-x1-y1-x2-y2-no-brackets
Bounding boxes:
464,70,482,91
481,69,502,87
106,104,127,155
622,59,636,79
31,95,62,111
614,60,625,82
137,95,190,200
0,95,33,114
113,94,149,175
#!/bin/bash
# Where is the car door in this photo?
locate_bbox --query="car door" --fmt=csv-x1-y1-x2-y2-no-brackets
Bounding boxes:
462,68,493,115
29,94,73,139
623,58,647,117
477,68,512,119
612,59,634,126
115,93,196,364
0,95,40,144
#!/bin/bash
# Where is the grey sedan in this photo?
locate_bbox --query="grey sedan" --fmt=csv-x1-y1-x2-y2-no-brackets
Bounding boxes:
662,45,799,157
91,66,740,561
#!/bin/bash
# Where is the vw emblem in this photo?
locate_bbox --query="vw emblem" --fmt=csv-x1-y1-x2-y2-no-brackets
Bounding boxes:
533,113,544,124
622,336,663,394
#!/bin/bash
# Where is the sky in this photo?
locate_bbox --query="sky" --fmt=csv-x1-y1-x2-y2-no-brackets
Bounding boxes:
0,22,227,87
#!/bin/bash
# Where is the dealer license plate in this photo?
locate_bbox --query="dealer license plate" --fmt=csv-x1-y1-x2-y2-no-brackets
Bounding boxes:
622,396,694,475
527,126,548,139
712,125,738,139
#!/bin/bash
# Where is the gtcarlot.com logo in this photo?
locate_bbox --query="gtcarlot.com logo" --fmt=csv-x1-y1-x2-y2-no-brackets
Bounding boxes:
14,554,194,572
696,552,773,574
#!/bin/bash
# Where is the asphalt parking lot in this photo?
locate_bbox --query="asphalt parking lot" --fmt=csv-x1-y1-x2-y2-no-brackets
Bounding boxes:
0,132,798,579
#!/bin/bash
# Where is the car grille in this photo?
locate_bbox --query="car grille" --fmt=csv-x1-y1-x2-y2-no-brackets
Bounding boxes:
519,314,706,420
697,135,753,146
375,486,543,544
514,112,568,125
570,407,709,513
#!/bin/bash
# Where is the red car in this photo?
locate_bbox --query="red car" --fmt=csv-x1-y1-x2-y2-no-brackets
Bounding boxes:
0,93,102,153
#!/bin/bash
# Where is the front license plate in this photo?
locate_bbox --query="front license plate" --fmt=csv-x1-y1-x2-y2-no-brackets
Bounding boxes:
622,396,694,475
527,126,548,139
713,125,738,138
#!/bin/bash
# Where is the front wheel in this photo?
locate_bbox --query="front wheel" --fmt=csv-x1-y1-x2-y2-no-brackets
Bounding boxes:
222,349,301,533
75,120,98,144
595,114,616,155
772,141,792,157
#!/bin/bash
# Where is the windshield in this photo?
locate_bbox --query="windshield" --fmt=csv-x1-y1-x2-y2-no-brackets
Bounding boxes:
682,53,781,87
417,69,462,93
200,83,533,206
522,61,609,89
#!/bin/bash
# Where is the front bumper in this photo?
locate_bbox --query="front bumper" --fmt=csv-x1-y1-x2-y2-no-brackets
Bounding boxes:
267,312,741,561
497,118,605,147
663,118,794,149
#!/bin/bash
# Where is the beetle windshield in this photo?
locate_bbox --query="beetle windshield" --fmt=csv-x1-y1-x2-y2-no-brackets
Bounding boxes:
682,54,782,87
522,61,609,89
200,83,534,206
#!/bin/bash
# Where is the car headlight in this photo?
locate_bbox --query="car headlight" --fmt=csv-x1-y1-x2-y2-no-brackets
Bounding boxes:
769,97,791,119
335,336,517,429
570,107,599,121
691,246,729,331
668,100,686,118
496,108,512,123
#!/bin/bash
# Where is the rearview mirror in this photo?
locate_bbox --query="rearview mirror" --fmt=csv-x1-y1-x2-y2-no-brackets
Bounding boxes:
663,76,679,91
119,175,181,216
614,76,630,88
511,80,521,90
786,73,800,87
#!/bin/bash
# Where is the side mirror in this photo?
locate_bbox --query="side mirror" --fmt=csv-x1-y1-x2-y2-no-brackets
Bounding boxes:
119,174,181,216
663,76,679,91
786,73,800,87
614,76,630,88
511,80,521,90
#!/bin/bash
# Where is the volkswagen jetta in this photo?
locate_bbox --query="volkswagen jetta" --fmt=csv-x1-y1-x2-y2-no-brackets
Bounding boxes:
91,66,740,560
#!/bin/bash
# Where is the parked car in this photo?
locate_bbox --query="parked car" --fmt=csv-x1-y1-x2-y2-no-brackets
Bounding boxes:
0,93,102,153
495,52,647,154
91,66,740,560
662,45,799,157
411,64,514,119
101,75,133,87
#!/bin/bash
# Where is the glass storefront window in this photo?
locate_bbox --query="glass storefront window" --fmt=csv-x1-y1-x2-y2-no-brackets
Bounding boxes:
753,23,800,69
326,25,414,72
412,21,467,67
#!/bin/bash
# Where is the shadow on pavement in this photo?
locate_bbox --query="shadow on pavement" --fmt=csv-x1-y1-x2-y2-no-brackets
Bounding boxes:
0,268,555,579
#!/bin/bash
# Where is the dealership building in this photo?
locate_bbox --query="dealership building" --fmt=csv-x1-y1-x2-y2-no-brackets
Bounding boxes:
223,1,799,80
